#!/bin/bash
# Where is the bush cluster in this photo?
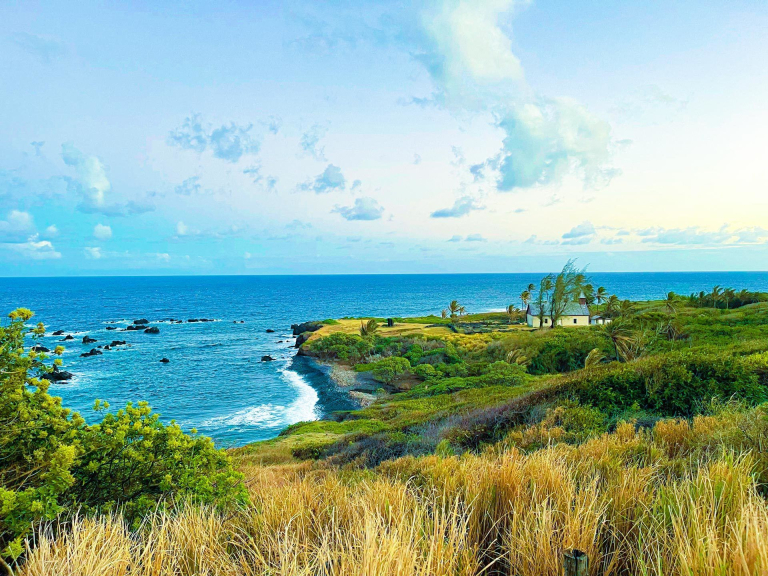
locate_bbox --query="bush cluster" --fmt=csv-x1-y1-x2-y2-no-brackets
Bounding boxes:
0,309,247,561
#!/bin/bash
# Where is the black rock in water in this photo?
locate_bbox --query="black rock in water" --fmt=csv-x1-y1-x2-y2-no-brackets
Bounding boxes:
62,335,74,341
82,336,97,344
144,326,160,334
52,330,65,336
133,319,149,325
106,326,117,330
47,366,73,381
32,345,50,352
261,355,275,362
109,340,127,347
125,325,143,331
266,329,275,333
80,348,102,358
291,321,323,336
160,358,170,363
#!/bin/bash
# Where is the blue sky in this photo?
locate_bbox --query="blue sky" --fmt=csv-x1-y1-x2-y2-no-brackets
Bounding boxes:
2,0,767,275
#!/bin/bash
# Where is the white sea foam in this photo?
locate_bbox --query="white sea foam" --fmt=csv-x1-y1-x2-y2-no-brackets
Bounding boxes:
202,365,319,429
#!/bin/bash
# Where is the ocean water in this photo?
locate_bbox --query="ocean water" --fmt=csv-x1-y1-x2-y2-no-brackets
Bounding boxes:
2,272,767,446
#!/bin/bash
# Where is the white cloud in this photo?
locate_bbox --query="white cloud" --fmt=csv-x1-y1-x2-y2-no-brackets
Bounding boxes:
430,196,484,218
0,210,34,242
84,246,102,259
302,164,347,193
5,235,61,260
43,224,59,238
562,221,596,240
167,114,260,162
299,124,328,161
176,221,189,236
93,223,112,240
332,197,385,221
154,253,171,262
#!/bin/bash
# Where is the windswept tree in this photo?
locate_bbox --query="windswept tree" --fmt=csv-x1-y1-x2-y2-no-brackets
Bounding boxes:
595,286,608,305
520,290,532,310
711,285,722,308
603,320,634,361
535,275,553,328
359,318,379,337
441,309,447,319
604,295,620,318
448,300,461,319
548,260,588,328
664,292,678,315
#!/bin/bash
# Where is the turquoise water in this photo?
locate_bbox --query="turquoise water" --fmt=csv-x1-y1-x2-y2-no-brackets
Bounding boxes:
2,272,767,446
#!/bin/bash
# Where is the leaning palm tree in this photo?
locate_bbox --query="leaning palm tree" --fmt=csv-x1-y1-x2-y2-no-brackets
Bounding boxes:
458,305,466,317
711,285,722,308
359,318,379,337
604,294,620,318
441,309,447,319
595,286,608,305
506,348,530,366
520,290,531,310
603,321,633,362
448,300,461,319
723,287,735,310
584,348,606,369
664,292,677,315
619,299,635,318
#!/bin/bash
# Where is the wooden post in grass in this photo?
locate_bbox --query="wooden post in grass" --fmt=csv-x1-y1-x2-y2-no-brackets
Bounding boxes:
563,549,588,576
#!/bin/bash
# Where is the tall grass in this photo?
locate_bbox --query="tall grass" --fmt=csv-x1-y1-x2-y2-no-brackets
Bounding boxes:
18,405,768,576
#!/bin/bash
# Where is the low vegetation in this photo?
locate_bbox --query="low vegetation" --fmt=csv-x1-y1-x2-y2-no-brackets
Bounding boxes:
5,271,768,575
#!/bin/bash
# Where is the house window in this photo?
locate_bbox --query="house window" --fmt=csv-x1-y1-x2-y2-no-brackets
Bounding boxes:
574,318,578,324
544,318,548,324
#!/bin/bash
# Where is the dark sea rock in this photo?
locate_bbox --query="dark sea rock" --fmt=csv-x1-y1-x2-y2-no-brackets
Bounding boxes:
62,335,74,341
295,333,312,348
261,355,275,362
109,340,127,346
106,326,117,330
82,336,97,344
144,326,160,334
266,329,275,333
80,348,102,358
188,318,200,322
125,325,143,331
291,321,323,336
160,357,170,363
47,366,73,381
52,330,65,336
133,319,149,325
32,345,50,352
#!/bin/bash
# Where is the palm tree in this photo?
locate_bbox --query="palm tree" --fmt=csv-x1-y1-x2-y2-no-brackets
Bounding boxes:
604,295,620,318
448,300,461,319
458,305,466,317
711,285,722,308
596,286,608,305
619,299,635,318
723,288,735,310
584,348,605,369
520,290,531,310
506,348,529,366
603,321,633,362
359,318,379,337
441,309,447,319
664,292,677,315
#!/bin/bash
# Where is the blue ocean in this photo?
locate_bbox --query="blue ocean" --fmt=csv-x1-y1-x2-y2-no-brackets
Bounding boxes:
2,272,767,446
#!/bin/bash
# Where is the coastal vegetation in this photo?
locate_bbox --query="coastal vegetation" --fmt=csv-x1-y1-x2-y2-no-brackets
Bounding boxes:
5,276,768,574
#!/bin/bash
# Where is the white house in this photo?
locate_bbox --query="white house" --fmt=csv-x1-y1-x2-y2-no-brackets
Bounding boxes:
526,293,591,328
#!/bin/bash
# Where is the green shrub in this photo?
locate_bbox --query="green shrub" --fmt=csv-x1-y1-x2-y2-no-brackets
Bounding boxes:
480,361,528,387
0,309,246,561
413,364,437,381
309,332,373,361
572,350,767,416
371,357,411,383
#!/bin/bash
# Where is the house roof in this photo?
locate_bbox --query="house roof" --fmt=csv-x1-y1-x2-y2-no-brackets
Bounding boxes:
527,301,590,317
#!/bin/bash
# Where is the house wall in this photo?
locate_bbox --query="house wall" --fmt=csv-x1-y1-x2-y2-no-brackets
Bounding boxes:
527,314,588,328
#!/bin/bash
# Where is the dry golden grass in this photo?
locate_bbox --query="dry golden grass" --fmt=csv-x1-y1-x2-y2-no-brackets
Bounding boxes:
17,407,768,576
307,318,453,344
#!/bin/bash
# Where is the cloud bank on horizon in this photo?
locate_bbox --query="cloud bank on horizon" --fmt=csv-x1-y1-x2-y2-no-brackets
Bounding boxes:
1,0,767,274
